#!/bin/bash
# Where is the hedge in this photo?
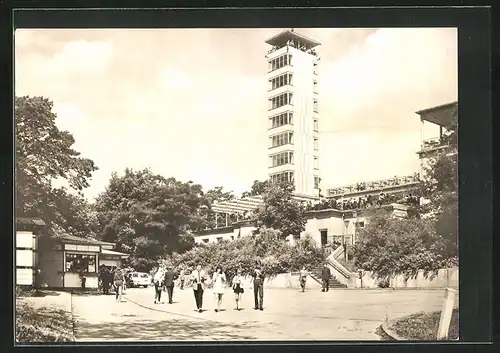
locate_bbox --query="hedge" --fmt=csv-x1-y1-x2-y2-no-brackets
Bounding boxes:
162,228,324,280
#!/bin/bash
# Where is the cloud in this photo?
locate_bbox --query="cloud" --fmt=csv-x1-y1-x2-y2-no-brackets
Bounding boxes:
15,39,114,98
15,28,457,200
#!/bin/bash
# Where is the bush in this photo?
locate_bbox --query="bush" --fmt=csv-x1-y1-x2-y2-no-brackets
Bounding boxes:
163,229,324,280
389,309,459,340
354,213,456,280
16,302,74,342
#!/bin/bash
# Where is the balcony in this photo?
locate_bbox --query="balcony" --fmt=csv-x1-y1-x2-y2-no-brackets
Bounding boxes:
304,191,419,213
421,137,448,151
326,174,420,197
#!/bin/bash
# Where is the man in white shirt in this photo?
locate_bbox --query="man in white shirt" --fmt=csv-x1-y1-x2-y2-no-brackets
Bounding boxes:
190,264,207,312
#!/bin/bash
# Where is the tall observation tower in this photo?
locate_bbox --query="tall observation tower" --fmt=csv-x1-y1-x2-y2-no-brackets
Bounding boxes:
265,29,321,197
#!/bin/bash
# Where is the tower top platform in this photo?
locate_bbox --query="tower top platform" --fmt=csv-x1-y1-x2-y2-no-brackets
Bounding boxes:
265,30,321,50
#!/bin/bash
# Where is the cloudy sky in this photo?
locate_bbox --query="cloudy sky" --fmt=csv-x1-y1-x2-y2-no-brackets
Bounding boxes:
15,28,457,201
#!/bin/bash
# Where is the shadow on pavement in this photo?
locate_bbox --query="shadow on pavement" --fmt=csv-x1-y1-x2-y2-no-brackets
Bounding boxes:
75,317,268,341
33,290,62,297
72,290,120,296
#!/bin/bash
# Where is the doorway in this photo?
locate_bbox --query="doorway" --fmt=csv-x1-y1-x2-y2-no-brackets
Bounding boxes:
320,229,328,246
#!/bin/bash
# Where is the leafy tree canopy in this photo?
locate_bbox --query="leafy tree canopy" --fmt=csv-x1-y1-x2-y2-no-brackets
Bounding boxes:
15,96,98,237
253,181,306,239
354,213,457,279
95,168,206,271
241,180,270,198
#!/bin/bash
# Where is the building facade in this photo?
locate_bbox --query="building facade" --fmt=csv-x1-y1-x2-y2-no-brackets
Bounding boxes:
37,234,129,290
194,203,408,247
15,218,129,290
265,30,321,198
416,101,458,178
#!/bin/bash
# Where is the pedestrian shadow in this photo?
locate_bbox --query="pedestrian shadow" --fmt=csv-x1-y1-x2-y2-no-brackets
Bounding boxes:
74,317,270,341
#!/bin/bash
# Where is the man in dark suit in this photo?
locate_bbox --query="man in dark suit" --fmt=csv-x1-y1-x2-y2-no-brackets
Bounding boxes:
163,266,179,304
252,265,265,311
321,263,331,292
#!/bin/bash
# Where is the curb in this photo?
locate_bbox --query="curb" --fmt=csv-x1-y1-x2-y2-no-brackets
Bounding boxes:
380,321,407,341
380,320,460,341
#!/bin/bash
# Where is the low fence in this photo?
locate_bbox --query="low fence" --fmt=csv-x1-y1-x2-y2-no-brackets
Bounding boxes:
355,267,459,289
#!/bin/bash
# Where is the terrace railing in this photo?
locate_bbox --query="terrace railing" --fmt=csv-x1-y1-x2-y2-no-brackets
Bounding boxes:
327,174,420,197
422,137,447,150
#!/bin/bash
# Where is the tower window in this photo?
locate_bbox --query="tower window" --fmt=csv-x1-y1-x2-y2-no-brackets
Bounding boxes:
270,151,294,167
313,62,318,75
268,54,292,72
313,118,318,132
313,137,319,151
269,92,293,110
314,157,319,170
313,80,318,94
270,171,294,184
314,176,321,189
269,73,293,91
269,111,293,129
313,99,319,113
270,131,294,148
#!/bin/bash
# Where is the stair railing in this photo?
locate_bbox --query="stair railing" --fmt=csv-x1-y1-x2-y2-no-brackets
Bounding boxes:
326,254,355,280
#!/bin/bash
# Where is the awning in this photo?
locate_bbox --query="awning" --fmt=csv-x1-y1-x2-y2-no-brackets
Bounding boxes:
101,249,130,258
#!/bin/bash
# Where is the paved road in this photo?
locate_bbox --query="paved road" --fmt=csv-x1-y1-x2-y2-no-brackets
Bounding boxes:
71,287,458,341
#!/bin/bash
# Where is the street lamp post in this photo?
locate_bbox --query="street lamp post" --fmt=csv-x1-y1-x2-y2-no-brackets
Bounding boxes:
343,216,350,262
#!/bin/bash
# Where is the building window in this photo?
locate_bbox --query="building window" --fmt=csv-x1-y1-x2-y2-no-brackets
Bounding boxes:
314,156,319,170
313,99,319,113
65,253,97,273
270,151,294,167
203,239,209,243
269,111,293,129
313,137,319,151
314,176,321,189
313,62,318,75
313,118,318,132
270,131,294,148
269,73,293,91
268,54,292,72
313,80,318,94
270,171,294,184
355,221,365,229
217,237,223,243
269,92,293,110
231,236,234,240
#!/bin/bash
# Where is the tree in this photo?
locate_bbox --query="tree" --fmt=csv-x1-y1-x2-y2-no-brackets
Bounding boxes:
354,212,456,280
15,96,98,236
253,181,306,239
242,180,270,198
204,186,234,204
419,105,458,252
95,168,208,271
52,188,99,239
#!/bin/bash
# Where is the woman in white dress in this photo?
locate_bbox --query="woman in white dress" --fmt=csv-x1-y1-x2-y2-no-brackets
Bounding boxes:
212,265,226,312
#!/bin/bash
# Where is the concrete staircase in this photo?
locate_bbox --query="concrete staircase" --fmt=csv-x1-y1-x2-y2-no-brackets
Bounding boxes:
309,266,347,289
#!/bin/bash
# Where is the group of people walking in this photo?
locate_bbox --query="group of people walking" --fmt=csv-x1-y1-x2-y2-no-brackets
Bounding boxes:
104,261,333,311
151,264,266,313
